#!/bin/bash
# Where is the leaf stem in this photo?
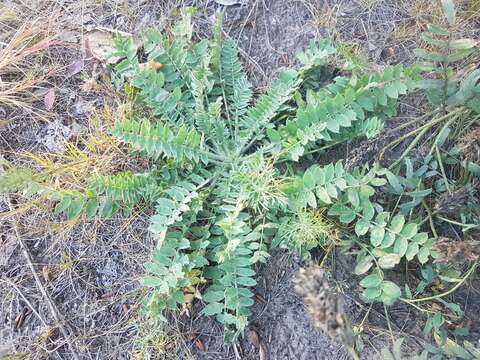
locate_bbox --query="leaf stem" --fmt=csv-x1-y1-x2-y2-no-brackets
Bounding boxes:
383,303,395,345
379,108,465,163
276,140,346,164
421,200,438,238
435,145,451,194
437,216,480,230
385,109,440,135
388,125,435,169
400,261,478,304
345,345,361,360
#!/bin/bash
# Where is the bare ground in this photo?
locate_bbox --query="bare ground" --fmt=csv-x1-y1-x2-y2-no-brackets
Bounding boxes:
1,1,480,360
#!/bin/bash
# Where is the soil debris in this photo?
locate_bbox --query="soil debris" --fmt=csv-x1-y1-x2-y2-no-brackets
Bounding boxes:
435,237,480,266
434,187,471,216
458,127,480,163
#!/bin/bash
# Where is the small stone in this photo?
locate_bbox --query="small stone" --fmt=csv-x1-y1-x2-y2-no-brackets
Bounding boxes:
59,30,78,43
367,42,377,52
36,119,71,152
73,97,95,116
70,121,87,137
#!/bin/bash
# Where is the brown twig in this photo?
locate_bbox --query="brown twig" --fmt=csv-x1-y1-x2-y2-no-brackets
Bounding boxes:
5,194,81,360
0,278,48,327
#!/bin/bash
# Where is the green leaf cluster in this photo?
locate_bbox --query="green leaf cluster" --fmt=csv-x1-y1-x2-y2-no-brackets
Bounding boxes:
286,163,437,306
271,65,409,161
113,119,208,164
413,1,480,112
3,4,478,351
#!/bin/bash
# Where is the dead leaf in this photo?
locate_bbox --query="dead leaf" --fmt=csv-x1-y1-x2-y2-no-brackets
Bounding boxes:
139,60,164,72
194,339,206,352
44,88,55,111
248,329,260,348
255,293,267,304
42,266,52,282
13,312,23,331
148,60,163,71
67,60,84,77
14,308,31,330
84,30,118,64
84,28,139,64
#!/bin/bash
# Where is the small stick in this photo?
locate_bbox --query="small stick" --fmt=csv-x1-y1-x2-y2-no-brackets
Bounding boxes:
0,278,48,327
421,200,438,238
5,195,81,360
232,343,241,359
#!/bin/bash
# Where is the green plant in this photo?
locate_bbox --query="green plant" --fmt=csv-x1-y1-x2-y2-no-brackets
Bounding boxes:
274,209,338,259
382,0,480,169
284,162,438,305
2,2,479,355
0,9,419,343
282,3,480,353
414,2,479,111
381,338,429,360
272,63,411,161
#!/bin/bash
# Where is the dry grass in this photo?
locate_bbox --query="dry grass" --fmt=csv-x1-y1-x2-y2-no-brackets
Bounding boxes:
0,207,157,359
392,0,480,49
0,104,134,229
0,12,61,126
298,0,340,34
355,0,384,10
299,0,479,67
0,1,169,358
23,107,127,189
1,0,479,359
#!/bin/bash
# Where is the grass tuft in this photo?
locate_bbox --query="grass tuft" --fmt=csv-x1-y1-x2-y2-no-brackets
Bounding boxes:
0,16,60,125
